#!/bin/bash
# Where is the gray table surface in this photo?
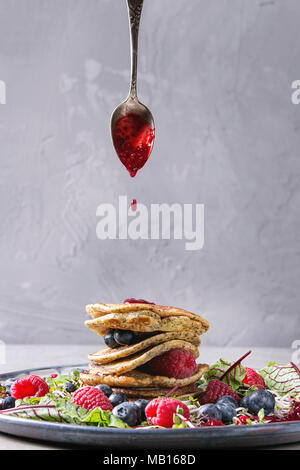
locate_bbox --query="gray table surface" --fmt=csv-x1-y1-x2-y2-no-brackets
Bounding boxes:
0,345,299,450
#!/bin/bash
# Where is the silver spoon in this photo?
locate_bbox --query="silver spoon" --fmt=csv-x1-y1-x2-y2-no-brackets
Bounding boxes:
111,0,155,176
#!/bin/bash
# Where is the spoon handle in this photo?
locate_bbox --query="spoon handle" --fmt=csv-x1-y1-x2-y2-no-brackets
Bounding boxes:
127,0,144,99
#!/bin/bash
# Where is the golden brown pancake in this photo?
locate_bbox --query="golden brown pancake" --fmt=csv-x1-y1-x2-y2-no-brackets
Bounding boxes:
89,331,201,365
111,383,199,398
85,313,206,337
88,340,199,376
80,363,209,388
86,302,209,332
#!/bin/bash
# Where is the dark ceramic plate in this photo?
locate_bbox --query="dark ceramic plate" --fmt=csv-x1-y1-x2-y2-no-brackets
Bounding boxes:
0,364,299,449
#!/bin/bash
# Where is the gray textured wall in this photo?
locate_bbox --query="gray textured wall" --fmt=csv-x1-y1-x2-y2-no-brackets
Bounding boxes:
0,0,299,347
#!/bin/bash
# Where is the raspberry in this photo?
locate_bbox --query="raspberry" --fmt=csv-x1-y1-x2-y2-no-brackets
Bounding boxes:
147,349,196,379
71,386,113,411
236,415,250,425
201,380,240,405
200,418,223,427
242,367,265,389
287,401,300,421
10,375,49,399
145,398,190,428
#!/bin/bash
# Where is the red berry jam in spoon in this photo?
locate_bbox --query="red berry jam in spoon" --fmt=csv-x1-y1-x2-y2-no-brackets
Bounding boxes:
111,0,155,177
112,113,154,177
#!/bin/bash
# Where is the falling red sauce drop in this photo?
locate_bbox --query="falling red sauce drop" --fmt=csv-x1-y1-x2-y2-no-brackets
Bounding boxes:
112,112,155,177
131,199,137,211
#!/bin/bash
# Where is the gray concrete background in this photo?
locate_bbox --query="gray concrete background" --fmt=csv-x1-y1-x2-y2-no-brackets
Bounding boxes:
0,0,299,347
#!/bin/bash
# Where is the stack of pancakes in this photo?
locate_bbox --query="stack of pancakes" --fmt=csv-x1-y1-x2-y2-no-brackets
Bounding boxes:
80,302,210,400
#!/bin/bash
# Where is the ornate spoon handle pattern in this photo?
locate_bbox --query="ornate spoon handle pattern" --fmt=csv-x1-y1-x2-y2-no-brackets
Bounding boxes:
127,0,144,98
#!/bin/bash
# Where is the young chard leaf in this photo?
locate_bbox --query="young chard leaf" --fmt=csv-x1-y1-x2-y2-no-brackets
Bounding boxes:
16,397,42,406
109,414,130,429
258,408,265,423
258,362,300,397
204,358,247,392
0,405,70,423
0,396,125,428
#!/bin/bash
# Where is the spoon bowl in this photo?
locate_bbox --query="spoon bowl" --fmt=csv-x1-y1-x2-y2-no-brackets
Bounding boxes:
111,97,154,132
111,97,155,177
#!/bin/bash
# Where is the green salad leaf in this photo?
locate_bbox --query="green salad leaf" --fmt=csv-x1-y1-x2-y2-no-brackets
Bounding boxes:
49,397,93,423
243,385,259,396
16,397,42,406
257,408,265,423
258,362,300,397
172,412,188,429
0,404,71,423
50,397,126,427
204,357,247,392
46,374,79,393
109,414,130,429
0,385,6,399
0,394,128,428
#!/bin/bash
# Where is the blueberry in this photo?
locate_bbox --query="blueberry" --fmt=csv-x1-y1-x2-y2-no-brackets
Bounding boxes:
2,396,16,410
4,378,17,390
134,399,149,422
216,403,237,424
240,395,250,409
131,403,142,423
243,390,275,416
198,404,222,421
109,392,129,407
216,395,239,408
113,402,138,427
64,382,77,393
114,329,134,346
5,377,17,383
104,330,119,349
95,384,113,398
4,378,19,397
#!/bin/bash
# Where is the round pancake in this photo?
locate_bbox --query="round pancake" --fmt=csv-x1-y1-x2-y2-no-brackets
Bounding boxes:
85,311,162,336
85,313,206,337
86,303,209,332
80,363,209,388
89,331,201,365
111,383,199,398
89,340,199,376
119,391,203,401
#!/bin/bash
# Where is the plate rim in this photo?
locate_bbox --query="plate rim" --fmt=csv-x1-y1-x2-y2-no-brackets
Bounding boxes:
1,412,300,435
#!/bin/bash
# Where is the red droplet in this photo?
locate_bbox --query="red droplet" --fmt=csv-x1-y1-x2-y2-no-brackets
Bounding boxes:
131,199,137,211
112,112,155,177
